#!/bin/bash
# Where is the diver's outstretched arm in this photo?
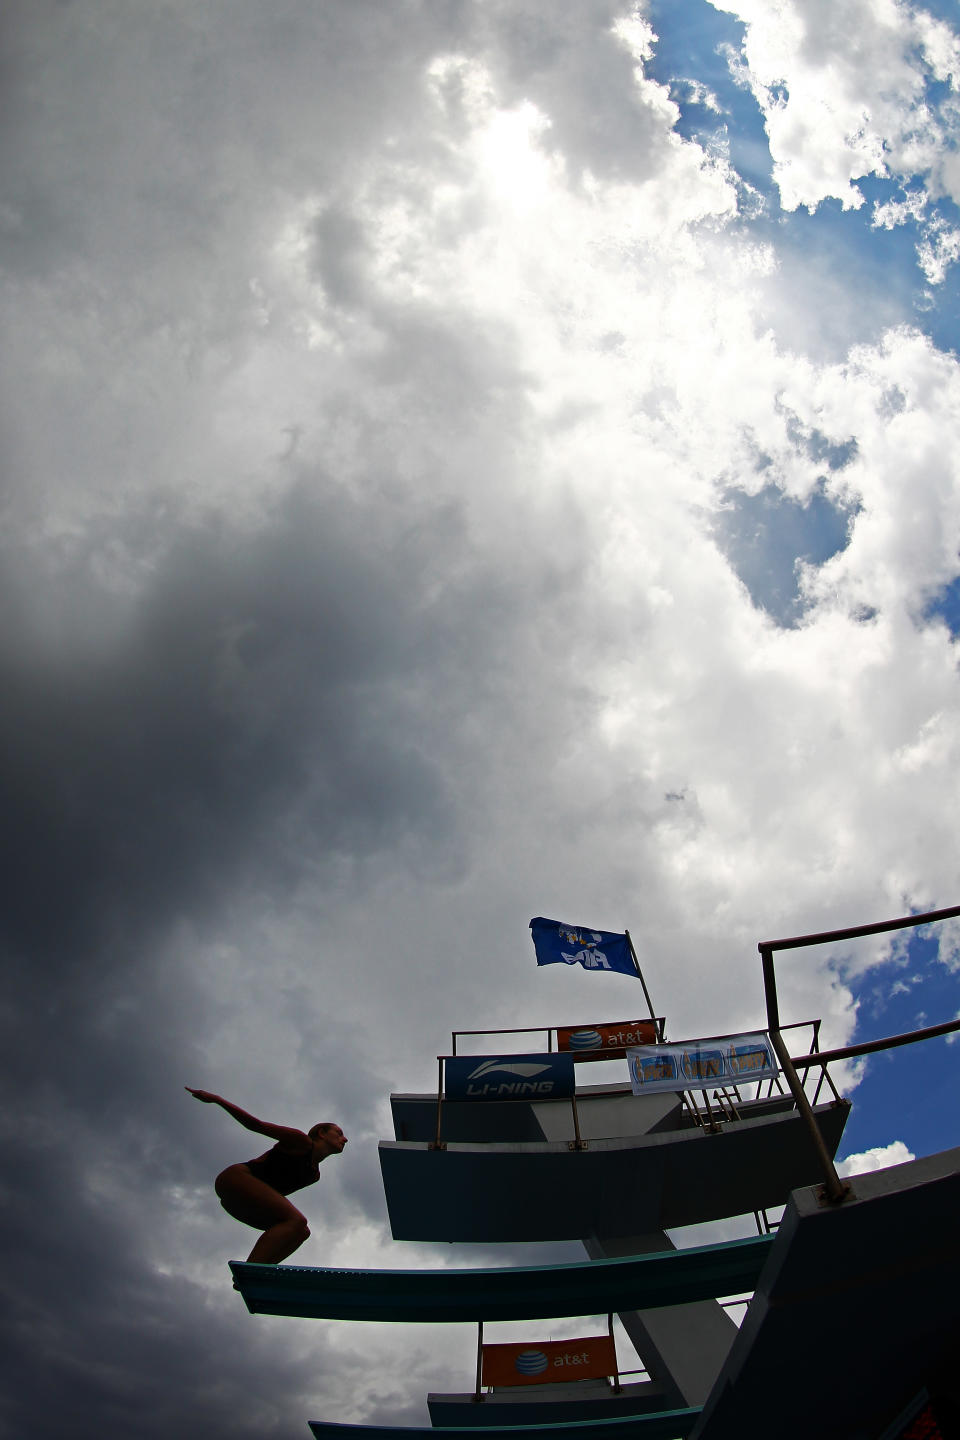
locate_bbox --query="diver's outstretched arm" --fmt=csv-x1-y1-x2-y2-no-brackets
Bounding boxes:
185,1088,308,1147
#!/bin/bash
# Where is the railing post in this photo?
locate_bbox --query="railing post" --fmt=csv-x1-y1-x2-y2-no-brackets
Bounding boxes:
760,942,781,1033
569,1092,585,1150
700,1088,721,1132
761,942,848,1205
608,1312,621,1394
475,1320,483,1402
431,1057,446,1150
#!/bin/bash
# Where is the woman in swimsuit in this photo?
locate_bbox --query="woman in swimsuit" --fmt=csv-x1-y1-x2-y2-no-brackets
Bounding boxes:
186,1088,347,1264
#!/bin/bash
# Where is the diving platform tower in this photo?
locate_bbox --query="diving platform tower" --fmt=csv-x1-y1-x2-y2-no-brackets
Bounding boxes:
234,1144,960,1439
379,1012,849,1421
229,904,960,1438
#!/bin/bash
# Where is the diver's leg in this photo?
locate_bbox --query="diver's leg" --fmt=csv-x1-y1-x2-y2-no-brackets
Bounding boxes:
215,1164,311,1263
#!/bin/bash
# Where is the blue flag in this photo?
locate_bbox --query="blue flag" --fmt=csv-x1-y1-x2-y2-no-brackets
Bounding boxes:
529,917,637,977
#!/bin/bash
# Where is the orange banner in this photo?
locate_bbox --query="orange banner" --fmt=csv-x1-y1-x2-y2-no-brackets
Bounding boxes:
556,1019,658,1059
481,1334,618,1387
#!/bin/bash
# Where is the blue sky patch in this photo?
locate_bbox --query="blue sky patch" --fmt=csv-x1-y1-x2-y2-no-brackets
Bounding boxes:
838,927,960,1161
923,574,960,637
646,0,776,199
643,2,960,355
715,478,857,625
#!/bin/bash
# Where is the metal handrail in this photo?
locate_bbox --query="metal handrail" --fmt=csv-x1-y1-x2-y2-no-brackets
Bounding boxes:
451,1019,666,1056
450,1016,814,1058
759,901,960,1205
781,1015,960,1069
432,1017,834,1148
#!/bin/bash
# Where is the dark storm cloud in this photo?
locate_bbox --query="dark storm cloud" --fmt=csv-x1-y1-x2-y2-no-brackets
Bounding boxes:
0,468,536,1436
0,376,591,1103
0,471,513,1212
0,449,593,1435
0,481,480,967
0,1136,353,1440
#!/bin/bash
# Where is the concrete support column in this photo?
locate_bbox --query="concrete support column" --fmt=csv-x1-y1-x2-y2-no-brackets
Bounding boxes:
584,1231,739,1409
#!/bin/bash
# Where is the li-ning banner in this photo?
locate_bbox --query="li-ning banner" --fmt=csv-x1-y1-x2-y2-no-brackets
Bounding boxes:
444,1052,576,1102
556,1019,658,1058
481,1334,618,1388
627,1032,777,1095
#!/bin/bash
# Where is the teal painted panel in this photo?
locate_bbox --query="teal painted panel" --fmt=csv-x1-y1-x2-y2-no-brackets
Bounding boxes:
308,1411,699,1434
307,1409,701,1438
230,1234,773,1322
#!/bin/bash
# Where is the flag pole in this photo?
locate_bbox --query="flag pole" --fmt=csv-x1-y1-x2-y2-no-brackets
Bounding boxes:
625,929,662,1040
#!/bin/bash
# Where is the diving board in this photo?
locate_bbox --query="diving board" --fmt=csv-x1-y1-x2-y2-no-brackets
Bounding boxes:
308,1410,700,1439
230,1234,773,1323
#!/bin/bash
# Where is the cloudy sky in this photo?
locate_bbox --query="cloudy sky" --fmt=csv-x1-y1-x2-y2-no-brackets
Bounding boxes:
3,0,960,1434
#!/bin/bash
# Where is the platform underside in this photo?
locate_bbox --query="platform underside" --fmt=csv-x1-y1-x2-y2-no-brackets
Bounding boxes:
379,1098,850,1242
427,1378,669,1428
308,1410,701,1439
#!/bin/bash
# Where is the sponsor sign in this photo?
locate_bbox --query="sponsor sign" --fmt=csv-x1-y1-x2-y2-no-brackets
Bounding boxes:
627,1032,777,1095
444,1052,576,1102
481,1334,618,1388
556,1018,658,1059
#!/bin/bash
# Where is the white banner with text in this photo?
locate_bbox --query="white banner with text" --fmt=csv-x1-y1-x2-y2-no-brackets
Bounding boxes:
627,1032,777,1094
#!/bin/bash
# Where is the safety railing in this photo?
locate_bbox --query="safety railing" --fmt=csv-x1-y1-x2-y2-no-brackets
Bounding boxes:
759,901,960,1205
451,1018,667,1056
684,1018,841,1132
430,1017,837,1149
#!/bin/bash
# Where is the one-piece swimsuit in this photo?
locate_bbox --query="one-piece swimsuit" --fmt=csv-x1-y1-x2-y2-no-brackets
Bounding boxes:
246,1144,319,1195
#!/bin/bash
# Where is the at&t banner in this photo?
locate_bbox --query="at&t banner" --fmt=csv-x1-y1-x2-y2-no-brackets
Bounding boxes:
481,1334,618,1388
556,1018,658,1058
